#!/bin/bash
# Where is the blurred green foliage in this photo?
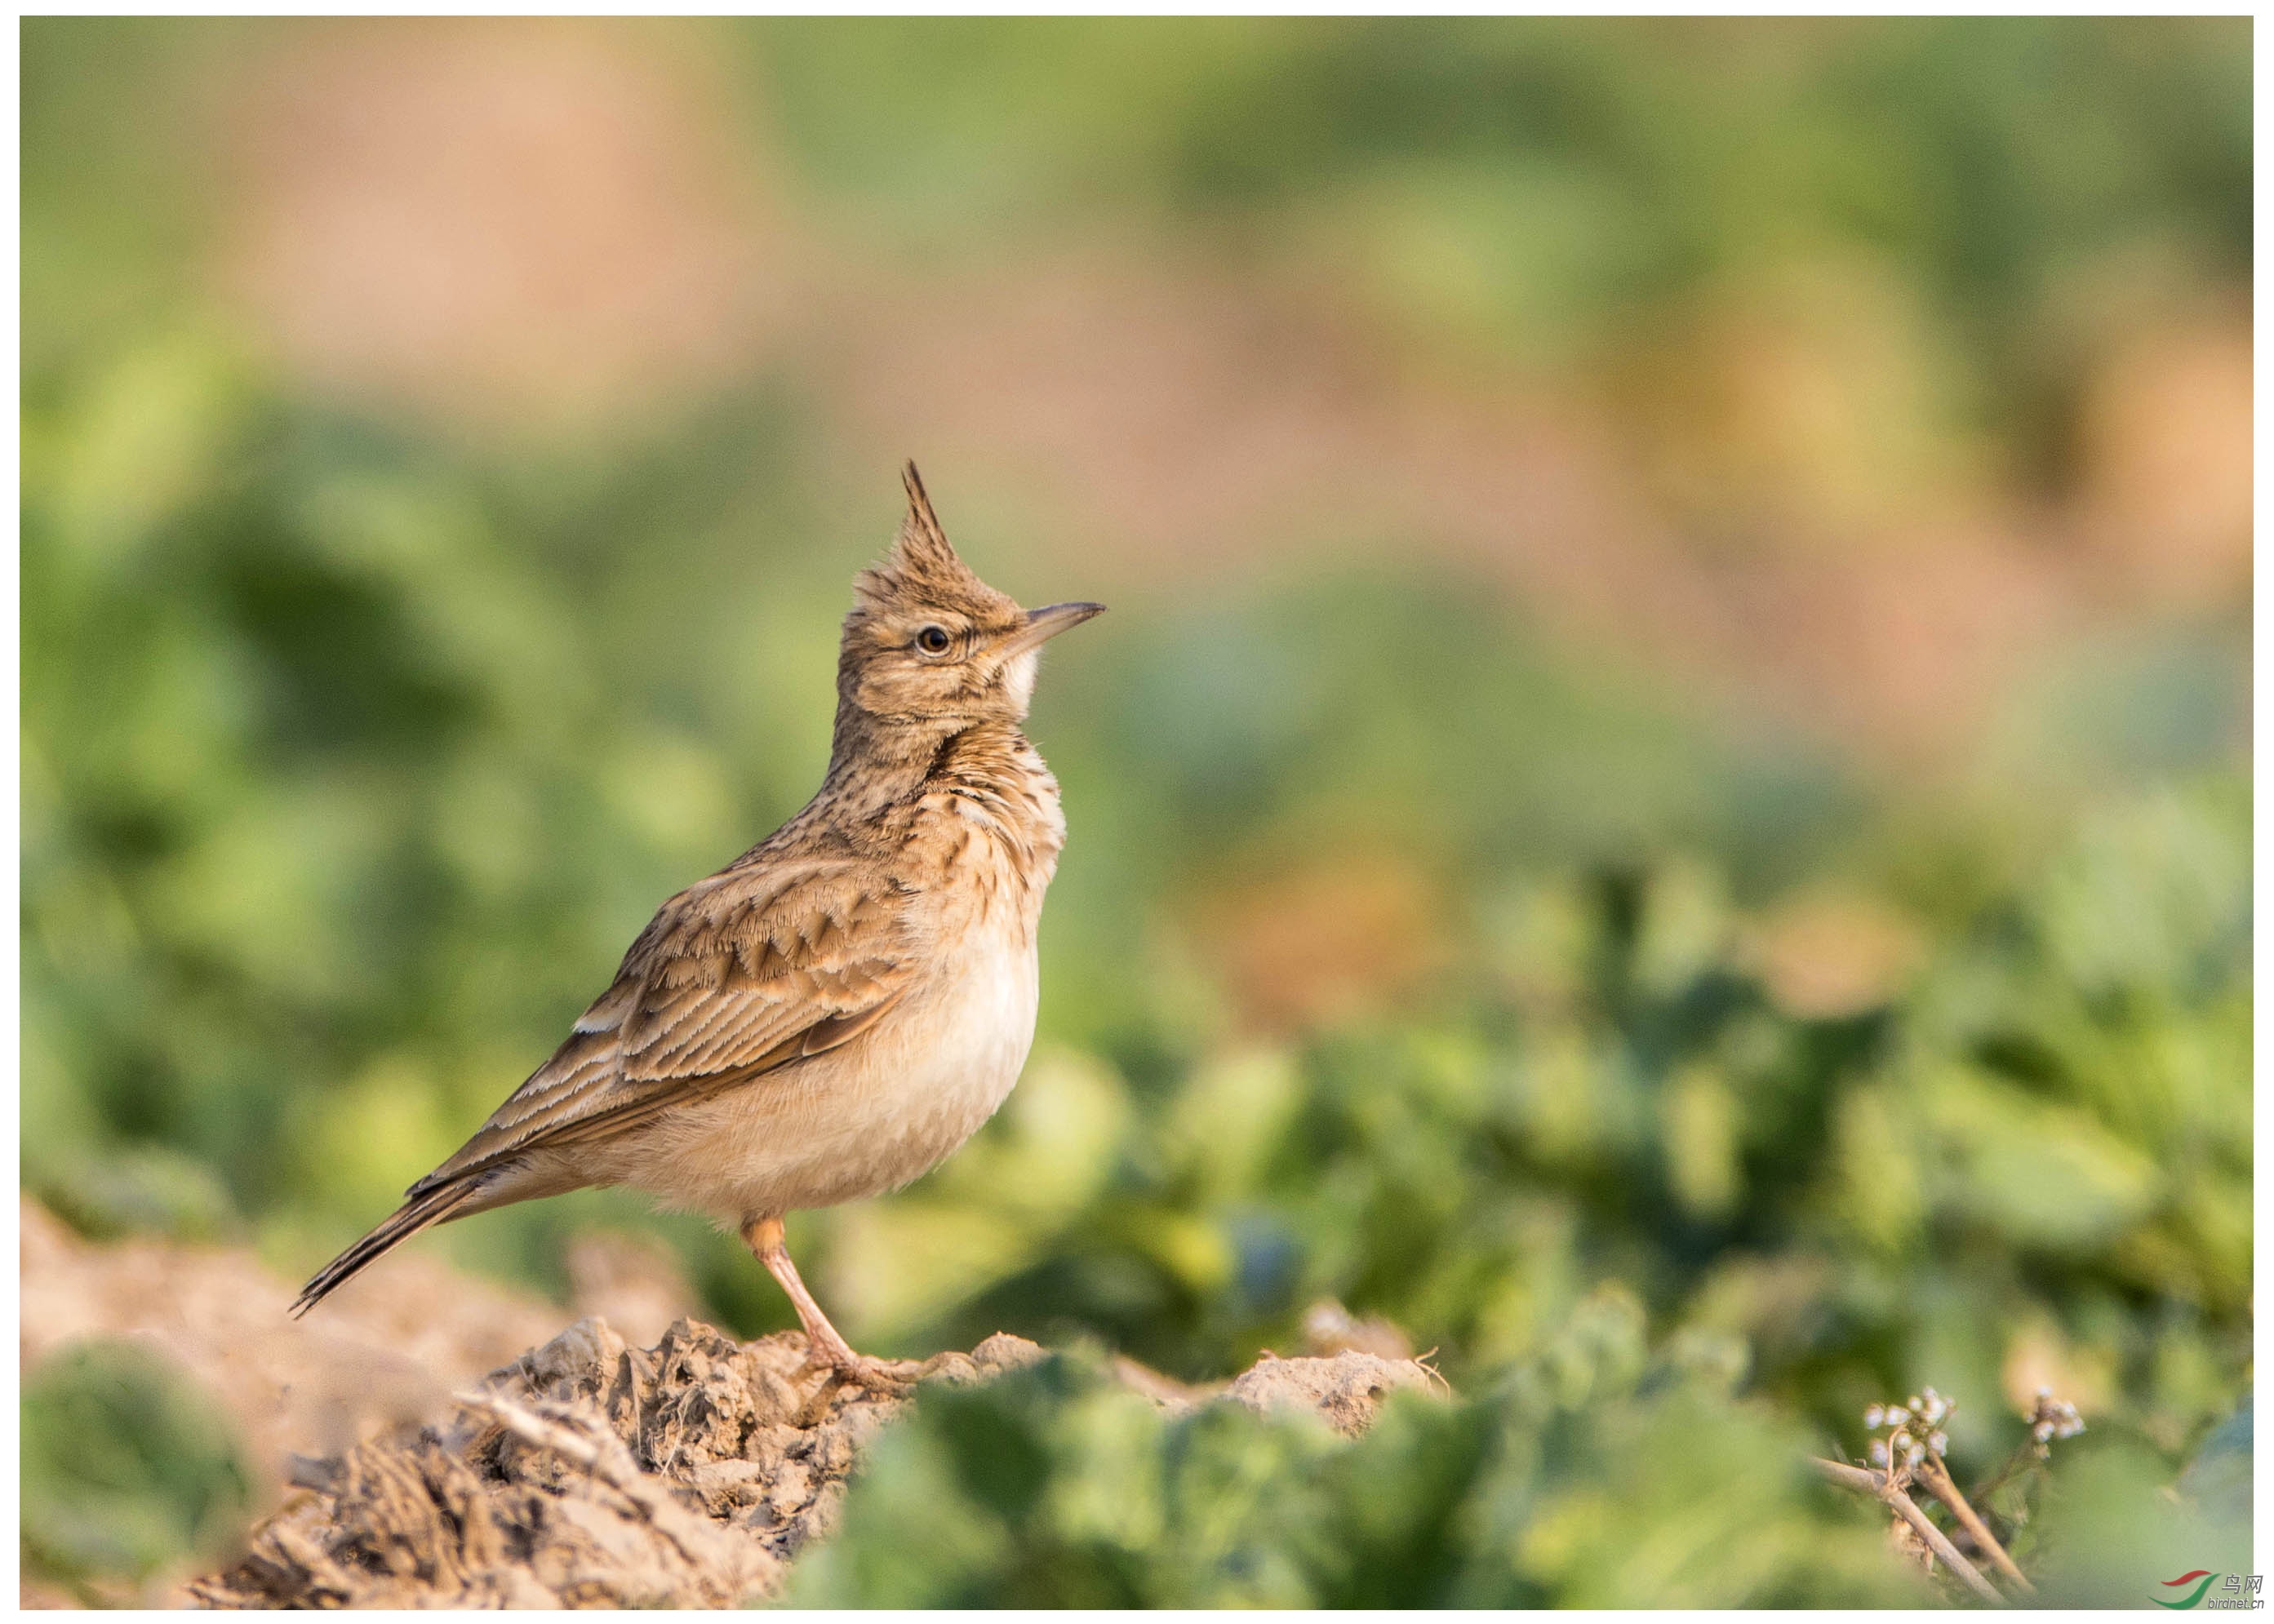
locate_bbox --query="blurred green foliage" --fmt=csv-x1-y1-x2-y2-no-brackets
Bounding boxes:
20,1339,252,1592
788,1298,1912,1607
20,16,2250,1606
757,18,2248,388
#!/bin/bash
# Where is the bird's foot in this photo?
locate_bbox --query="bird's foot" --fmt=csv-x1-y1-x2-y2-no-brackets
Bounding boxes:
833,1354,923,1391
797,1331,920,1392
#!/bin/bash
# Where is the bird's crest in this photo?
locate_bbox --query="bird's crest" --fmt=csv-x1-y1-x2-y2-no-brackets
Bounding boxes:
851,462,1014,618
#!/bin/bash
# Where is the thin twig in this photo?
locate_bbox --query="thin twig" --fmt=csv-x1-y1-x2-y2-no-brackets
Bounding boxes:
459,1391,597,1467
1916,1453,2034,1594
1811,1458,2006,1606
1885,1489,2005,1607
1813,1455,1889,1494
1410,1347,1455,1396
1966,1435,2045,1506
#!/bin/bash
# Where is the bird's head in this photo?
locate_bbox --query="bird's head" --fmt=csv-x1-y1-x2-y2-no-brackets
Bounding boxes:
838,464,1103,730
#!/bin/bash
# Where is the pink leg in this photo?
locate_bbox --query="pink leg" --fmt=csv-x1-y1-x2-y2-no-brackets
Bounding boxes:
741,1215,895,1383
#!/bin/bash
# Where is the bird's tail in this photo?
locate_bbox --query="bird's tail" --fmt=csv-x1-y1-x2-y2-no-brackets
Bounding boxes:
290,1177,485,1317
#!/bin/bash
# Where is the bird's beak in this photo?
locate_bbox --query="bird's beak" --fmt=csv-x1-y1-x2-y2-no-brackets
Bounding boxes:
997,601,1105,659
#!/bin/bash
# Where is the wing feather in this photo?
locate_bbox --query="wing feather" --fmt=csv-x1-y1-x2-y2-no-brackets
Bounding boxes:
409,861,912,1196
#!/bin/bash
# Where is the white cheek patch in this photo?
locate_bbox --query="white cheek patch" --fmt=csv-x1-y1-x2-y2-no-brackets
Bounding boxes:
1002,650,1039,714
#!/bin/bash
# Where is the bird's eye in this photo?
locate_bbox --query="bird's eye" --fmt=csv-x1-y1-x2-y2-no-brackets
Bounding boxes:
915,625,952,655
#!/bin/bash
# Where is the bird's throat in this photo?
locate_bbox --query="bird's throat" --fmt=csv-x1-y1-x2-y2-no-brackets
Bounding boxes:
819,711,1037,823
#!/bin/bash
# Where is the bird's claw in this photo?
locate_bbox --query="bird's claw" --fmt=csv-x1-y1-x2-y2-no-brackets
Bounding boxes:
796,1340,918,1392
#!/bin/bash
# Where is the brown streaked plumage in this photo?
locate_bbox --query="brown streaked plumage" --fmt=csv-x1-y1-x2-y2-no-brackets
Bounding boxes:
294,464,1103,1383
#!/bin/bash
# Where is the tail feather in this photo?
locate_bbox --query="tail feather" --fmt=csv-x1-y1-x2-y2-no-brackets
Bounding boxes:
290,1178,485,1317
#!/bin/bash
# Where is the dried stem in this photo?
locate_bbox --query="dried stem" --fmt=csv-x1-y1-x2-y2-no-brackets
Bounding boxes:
453,1390,710,1570
1812,1457,2006,1607
1966,1435,2046,1506
1916,1453,2034,1594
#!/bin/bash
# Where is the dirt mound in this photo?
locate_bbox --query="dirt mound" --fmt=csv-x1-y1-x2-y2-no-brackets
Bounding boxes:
192,1315,1441,1608
22,1198,1440,1608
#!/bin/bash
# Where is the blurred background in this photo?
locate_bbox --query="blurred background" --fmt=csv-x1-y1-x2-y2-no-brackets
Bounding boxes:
21,16,2250,1606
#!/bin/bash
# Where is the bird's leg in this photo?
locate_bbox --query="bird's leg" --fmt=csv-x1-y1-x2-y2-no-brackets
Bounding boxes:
741,1214,902,1386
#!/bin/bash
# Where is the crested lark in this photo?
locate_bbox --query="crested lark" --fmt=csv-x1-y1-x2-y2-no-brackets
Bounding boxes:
293,465,1103,1383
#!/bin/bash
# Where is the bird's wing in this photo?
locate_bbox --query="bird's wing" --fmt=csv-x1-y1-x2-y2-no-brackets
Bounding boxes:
409,856,913,1195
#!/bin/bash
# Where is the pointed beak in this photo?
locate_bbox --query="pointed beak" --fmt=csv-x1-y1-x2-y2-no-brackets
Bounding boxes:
997,601,1105,659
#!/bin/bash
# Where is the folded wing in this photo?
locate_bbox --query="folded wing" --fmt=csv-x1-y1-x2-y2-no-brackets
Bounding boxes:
407,858,913,1197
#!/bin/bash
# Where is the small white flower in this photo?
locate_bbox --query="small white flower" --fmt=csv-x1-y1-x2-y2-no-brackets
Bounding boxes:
2036,1386,2052,1399
2034,1420,2054,1442
1929,1431,1948,1457
1885,1405,1909,1425
1891,1431,1912,1452
1907,1444,1925,1466
1865,1404,1885,1427
1870,1440,1890,1465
